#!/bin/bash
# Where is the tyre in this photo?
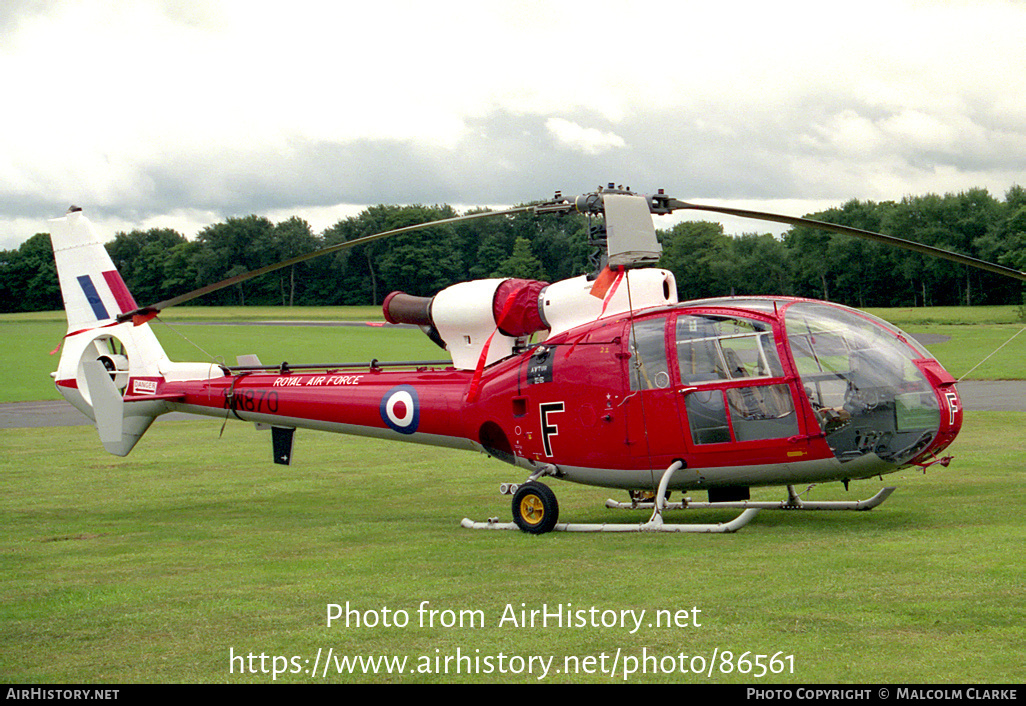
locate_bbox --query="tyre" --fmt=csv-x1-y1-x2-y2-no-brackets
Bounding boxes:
511,482,559,534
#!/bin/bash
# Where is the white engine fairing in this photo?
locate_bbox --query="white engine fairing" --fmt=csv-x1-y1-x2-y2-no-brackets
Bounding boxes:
420,268,677,370
538,269,677,338
431,279,518,370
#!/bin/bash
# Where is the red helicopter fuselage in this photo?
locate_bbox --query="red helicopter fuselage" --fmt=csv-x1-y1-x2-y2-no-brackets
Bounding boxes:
122,295,961,495
48,205,976,532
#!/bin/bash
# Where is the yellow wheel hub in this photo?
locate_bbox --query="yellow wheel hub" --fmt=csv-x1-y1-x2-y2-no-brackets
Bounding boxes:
519,495,545,525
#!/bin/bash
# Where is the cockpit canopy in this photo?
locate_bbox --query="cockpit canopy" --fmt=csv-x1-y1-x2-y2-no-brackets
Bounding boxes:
633,297,943,467
781,300,940,464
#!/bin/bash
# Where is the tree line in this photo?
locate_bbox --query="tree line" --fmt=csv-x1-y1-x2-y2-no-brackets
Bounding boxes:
3,185,1025,314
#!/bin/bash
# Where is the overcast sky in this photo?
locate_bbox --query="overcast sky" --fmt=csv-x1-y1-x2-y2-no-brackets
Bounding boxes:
2,0,1025,251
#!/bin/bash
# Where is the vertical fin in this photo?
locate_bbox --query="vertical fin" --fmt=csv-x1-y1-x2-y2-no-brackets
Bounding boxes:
80,360,158,457
82,360,123,445
272,427,296,465
50,209,170,456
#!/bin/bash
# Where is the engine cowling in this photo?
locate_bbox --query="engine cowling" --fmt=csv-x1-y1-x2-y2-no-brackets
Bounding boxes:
383,269,677,370
384,278,547,369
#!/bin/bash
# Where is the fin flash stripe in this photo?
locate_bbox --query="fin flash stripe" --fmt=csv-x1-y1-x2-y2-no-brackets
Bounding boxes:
76,275,110,321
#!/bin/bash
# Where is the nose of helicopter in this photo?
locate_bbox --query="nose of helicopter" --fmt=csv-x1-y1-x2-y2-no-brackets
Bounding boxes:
779,300,963,468
914,358,963,462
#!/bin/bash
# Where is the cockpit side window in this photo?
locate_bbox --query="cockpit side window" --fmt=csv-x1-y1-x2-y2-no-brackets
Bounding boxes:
675,315,783,386
675,313,798,445
628,317,670,390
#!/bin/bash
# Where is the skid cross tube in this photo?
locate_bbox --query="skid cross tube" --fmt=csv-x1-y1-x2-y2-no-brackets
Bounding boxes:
461,461,763,534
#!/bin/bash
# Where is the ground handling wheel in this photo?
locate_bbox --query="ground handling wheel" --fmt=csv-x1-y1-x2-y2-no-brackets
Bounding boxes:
512,481,559,534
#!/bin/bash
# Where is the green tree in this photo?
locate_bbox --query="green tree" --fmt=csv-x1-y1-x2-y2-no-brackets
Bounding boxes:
729,233,791,297
491,237,547,280
468,229,515,280
106,228,188,306
192,215,274,305
658,221,735,300
161,240,202,302
454,208,516,280
322,204,463,304
785,224,835,301
0,233,61,312
259,217,320,306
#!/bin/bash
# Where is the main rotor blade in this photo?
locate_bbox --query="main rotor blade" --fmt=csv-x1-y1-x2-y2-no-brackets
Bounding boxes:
118,205,535,323
668,200,1026,283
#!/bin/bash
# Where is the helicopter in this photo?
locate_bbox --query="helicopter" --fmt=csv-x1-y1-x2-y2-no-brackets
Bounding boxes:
47,184,1026,534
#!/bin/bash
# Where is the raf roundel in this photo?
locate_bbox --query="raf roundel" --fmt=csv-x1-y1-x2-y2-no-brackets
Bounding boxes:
380,385,420,435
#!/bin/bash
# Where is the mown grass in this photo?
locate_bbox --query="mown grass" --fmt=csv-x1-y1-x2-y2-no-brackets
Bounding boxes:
1,411,1022,683
864,305,1024,326
2,317,442,404
2,304,1024,683
909,325,1026,380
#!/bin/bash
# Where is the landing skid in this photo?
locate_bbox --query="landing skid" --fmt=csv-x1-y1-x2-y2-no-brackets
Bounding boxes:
461,461,896,534
606,485,897,512
459,509,761,534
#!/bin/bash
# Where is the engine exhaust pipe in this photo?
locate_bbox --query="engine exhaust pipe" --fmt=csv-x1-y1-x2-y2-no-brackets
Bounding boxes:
382,291,433,327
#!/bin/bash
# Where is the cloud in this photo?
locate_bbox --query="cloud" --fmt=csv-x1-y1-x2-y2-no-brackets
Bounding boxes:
3,0,1026,251
545,118,627,155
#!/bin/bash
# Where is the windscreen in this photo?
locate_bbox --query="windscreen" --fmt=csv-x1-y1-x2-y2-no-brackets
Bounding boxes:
784,302,940,466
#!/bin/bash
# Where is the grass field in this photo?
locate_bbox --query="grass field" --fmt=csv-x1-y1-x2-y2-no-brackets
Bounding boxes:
1,305,1024,684
1,414,1023,683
